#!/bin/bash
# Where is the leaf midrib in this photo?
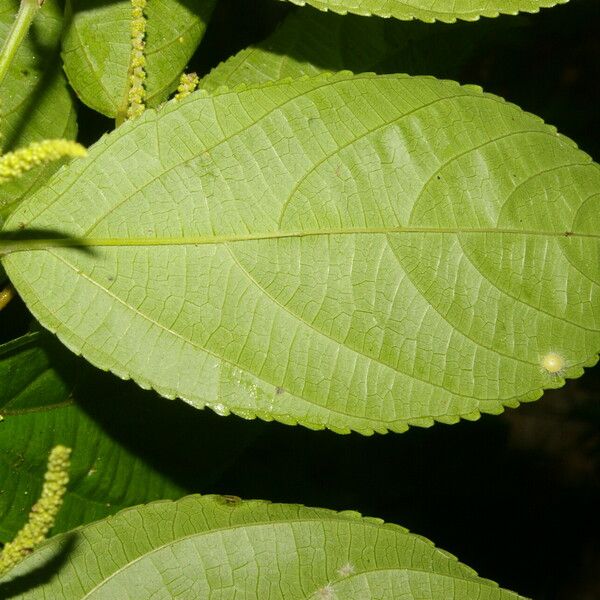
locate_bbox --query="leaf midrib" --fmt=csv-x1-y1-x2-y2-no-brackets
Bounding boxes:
2,226,597,256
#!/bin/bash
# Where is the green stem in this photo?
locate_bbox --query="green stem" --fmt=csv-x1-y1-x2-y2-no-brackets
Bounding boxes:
0,0,42,92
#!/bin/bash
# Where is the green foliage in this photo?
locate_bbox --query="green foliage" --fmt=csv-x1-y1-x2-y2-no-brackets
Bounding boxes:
0,332,184,540
0,0,597,596
61,0,216,118
0,331,261,541
202,6,491,89
0,0,76,223
3,73,599,434
0,495,525,598
276,0,567,23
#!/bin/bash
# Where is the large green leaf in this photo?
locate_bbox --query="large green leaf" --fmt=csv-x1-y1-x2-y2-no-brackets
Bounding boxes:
1,73,599,434
278,0,567,22
61,0,216,118
0,0,77,223
0,494,524,598
0,332,262,541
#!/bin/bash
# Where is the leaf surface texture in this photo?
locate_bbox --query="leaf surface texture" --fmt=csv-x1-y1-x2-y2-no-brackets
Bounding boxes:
2,73,599,434
0,495,525,599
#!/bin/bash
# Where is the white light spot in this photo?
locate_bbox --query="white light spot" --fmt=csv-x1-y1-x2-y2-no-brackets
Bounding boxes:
541,352,565,375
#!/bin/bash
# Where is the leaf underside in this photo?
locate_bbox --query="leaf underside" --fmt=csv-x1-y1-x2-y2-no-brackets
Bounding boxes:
278,0,569,23
2,73,599,435
61,0,216,118
0,495,525,599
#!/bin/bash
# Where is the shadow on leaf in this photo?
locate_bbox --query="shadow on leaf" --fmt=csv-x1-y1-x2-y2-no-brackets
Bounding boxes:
0,533,77,597
0,228,97,257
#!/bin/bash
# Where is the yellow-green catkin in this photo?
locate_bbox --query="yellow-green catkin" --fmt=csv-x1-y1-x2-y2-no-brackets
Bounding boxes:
0,139,86,184
0,445,71,575
174,72,199,101
126,0,147,120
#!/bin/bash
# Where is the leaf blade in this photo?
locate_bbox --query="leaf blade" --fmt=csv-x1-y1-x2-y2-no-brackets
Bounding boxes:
277,0,568,23
2,73,599,434
0,495,525,599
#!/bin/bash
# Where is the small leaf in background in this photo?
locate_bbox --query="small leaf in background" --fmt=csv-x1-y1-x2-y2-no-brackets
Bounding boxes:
0,332,263,540
0,495,525,599
202,5,490,90
278,0,567,23
61,0,217,118
2,73,598,434
0,0,77,223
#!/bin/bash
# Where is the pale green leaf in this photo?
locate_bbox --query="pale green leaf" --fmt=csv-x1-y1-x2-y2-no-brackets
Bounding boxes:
0,494,525,598
278,0,568,22
0,332,262,541
202,6,498,91
0,0,77,223
1,73,599,434
61,0,216,118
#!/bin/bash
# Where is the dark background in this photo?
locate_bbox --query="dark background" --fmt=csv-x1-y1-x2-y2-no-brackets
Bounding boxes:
3,0,599,598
